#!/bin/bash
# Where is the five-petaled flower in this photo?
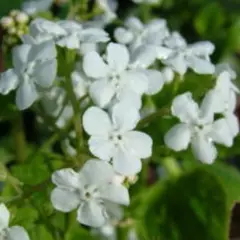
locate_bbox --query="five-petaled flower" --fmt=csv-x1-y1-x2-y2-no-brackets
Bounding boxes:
51,160,130,228
83,103,153,175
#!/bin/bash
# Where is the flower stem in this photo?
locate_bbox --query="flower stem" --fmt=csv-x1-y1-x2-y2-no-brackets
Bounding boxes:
11,112,26,163
162,157,181,177
137,107,170,129
64,50,83,156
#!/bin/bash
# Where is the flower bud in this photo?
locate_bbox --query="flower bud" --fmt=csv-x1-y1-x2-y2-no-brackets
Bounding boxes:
8,27,17,35
15,12,29,24
10,9,21,17
0,16,14,29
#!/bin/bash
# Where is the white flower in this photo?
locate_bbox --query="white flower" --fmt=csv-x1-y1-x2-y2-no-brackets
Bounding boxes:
82,104,153,175
83,43,149,109
114,17,169,53
202,67,239,138
24,18,109,51
164,92,235,164
0,41,57,110
22,0,53,15
163,37,215,75
0,204,30,240
51,160,130,228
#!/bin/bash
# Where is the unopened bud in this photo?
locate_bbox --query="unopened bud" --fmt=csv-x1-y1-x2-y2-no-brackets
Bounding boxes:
8,27,17,35
0,16,14,29
10,10,21,17
15,12,29,24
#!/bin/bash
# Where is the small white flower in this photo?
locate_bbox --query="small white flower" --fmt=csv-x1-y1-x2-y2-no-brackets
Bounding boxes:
0,204,30,240
83,43,149,109
82,104,153,175
22,0,53,15
96,0,118,24
201,67,239,138
0,41,57,110
163,36,215,75
164,92,235,164
51,160,130,228
24,18,109,51
114,17,169,53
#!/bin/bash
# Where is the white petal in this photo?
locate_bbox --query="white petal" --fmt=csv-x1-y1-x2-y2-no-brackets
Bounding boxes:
171,92,199,123
6,226,29,240
34,59,57,88
52,168,80,189
0,204,9,231
130,45,157,68
71,71,88,98
88,137,115,161
121,70,148,95
16,79,38,110
83,52,109,78
113,149,142,176
79,43,97,55
188,41,215,56
0,69,19,94
225,113,239,137
28,40,56,62
144,70,164,95
80,160,115,184
89,80,115,108
163,53,187,75
80,28,109,43
117,89,142,110
162,67,174,83
186,56,215,74
106,43,129,73
12,44,31,73
114,27,133,44
51,188,80,212
209,119,234,147
111,103,140,131
123,131,152,158
156,46,173,60
191,134,217,164
77,201,106,228
164,123,191,151
83,106,112,135
125,17,143,32
57,34,80,49
100,184,130,205
200,89,223,119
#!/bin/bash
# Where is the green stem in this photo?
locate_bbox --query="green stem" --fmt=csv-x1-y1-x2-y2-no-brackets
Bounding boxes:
162,157,181,177
137,107,170,129
11,112,26,163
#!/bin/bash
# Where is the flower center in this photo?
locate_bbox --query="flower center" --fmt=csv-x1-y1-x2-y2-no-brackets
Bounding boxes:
80,185,99,202
109,131,123,146
24,61,36,77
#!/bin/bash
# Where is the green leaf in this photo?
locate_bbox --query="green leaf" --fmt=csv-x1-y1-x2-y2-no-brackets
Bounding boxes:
202,163,240,206
138,168,229,240
11,154,50,185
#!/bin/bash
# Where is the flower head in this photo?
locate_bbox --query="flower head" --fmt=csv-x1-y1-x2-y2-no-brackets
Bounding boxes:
0,41,57,110
83,104,153,175
51,160,130,228
164,92,236,164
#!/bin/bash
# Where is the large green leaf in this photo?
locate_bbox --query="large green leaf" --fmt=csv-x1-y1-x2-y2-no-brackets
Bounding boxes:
138,169,229,240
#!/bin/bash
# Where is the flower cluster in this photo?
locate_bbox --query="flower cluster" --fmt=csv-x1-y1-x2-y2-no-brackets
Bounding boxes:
0,0,239,237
